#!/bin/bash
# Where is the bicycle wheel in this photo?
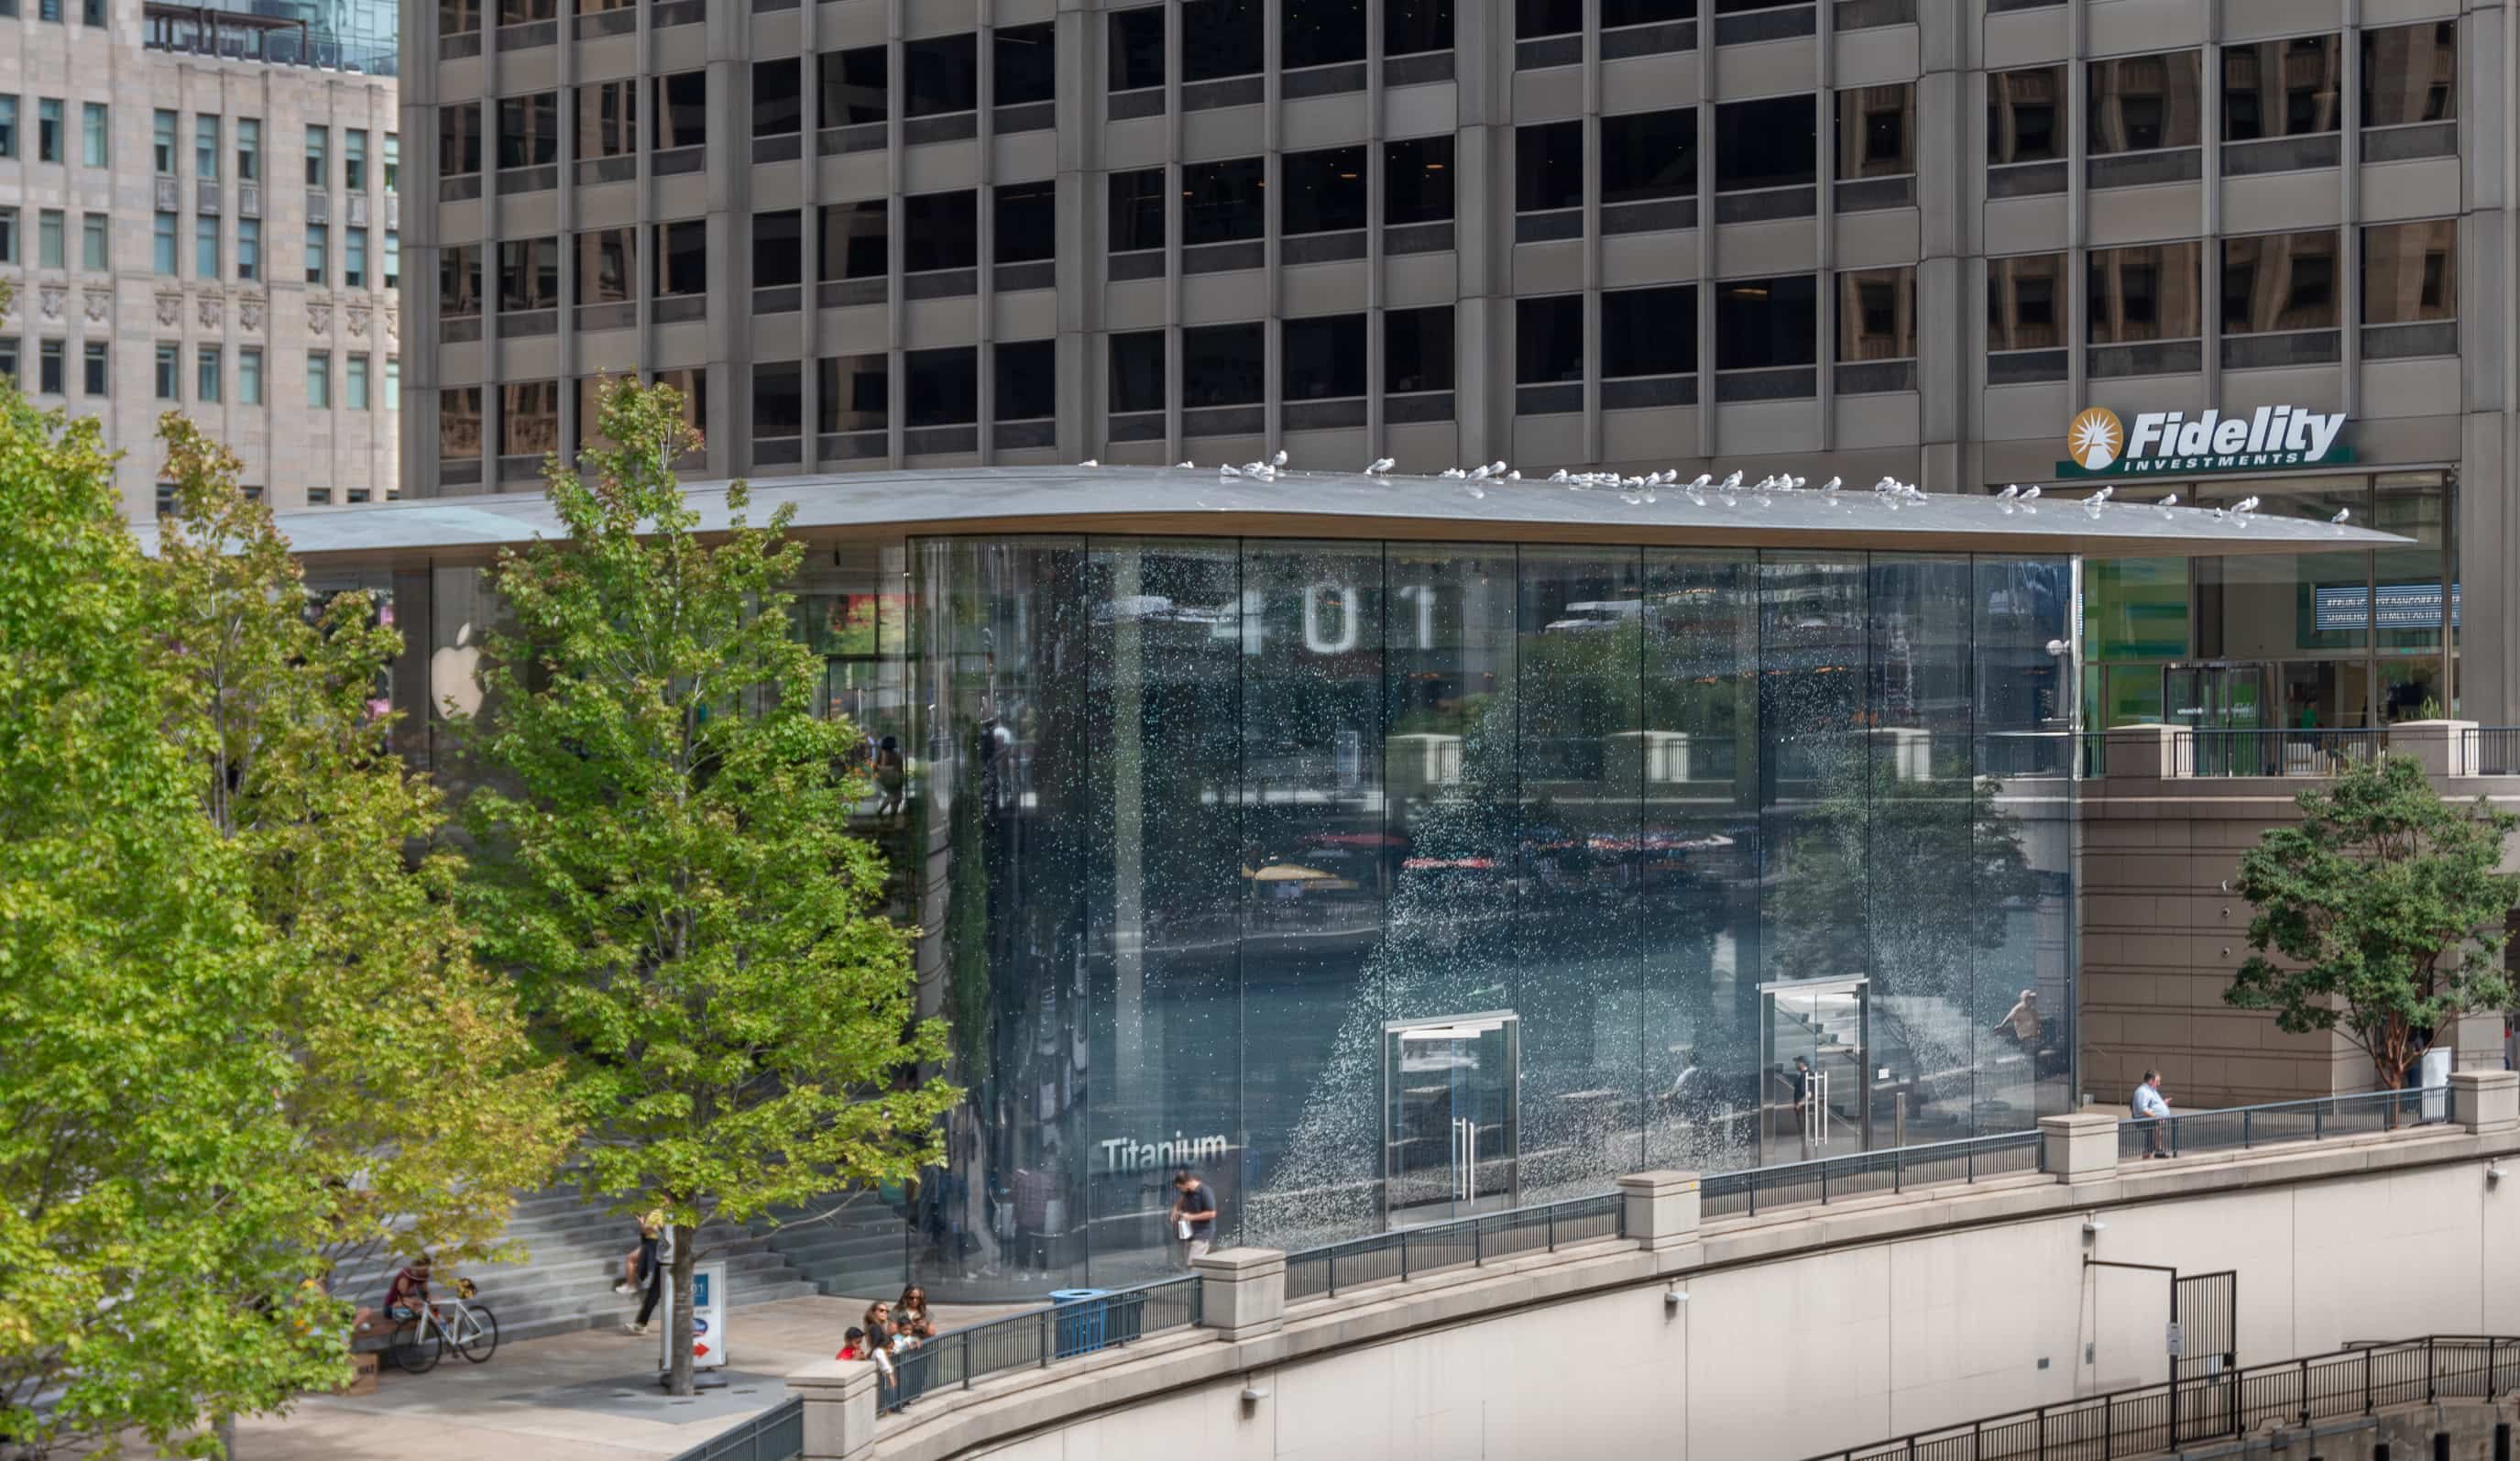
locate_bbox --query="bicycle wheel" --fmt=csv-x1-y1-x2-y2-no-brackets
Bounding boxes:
390,1318,442,1375
455,1305,499,1365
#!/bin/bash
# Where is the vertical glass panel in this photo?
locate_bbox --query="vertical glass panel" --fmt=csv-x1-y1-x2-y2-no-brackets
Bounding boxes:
1238,543,1387,1247
2196,478,2371,664
1759,554,1866,988
2373,471,2448,656
1083,540,1244,1287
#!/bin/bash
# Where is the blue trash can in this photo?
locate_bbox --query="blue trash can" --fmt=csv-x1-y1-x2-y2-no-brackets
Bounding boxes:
1046,1289,1110,1358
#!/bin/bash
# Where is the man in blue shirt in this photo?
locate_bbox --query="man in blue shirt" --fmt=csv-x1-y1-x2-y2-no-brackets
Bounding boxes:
2131,1071,2172,1159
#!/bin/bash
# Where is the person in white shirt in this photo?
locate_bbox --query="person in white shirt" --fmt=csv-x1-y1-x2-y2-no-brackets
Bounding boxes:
2131,1071,2172,1159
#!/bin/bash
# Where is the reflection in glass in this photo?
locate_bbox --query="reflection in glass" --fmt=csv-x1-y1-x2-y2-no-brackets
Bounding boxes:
1835,83,1912,179
2362,21,2457,126
1837,267,1915,361
1988,65,2064,163
1988,253,2065,351
2362,220,2457,324
2220,36,2340,140
2087,50,2204,152
2088,243,2201,344
2220,231,2339,335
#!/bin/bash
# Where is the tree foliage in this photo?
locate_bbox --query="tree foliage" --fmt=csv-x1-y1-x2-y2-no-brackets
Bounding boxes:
0,401,344,1455
456,379,956,1396
147,417,575,1282
2228,752,2518,1089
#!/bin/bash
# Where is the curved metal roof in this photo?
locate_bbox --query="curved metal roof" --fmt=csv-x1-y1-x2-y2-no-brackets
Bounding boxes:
209,465,2414,565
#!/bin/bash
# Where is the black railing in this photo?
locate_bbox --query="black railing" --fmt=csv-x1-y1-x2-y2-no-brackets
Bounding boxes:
1697,1129,2045,1220
1281,1192,1624,1303
2469,726,2520,774
2178,727,2386,777
667,1394,803,1461
1805,1335,2520,1461
2120,1087,2443,1162
876,1273,1202,1414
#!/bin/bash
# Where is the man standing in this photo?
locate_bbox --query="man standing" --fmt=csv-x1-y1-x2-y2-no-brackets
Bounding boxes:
2131,1071,2173,1159
1168,1169,1216,1266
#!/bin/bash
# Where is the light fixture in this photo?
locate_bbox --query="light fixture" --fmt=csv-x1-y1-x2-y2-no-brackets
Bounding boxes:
1665,1284,1690,1309
2082,1215,2107,1236
1240,1384,1271,1410
2490,1165,2508,1186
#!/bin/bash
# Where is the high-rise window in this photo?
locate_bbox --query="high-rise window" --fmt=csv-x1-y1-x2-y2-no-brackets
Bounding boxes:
238,346,262,403
2221,230,2339,334
1282,313,1366,400
442,0,481,35
1516,295,1583,383
994,23,1055,106
1385,307,1453,394
1386,137,1454,224
752,59,802,136
345,227,367,288
1715,275,1819,369
1516,120,1583,211
385,357,400,409
152,211,177,274
1182,323,1264,408
304,223,327,284
1988,253,2065,351
1715,95,1816,191
1989,66,2065,163
37,210,60,269
1835,83,1913,179
653,72,706,149
195,115,219,180
0,338,18,386
1284,0,1364,69
499,236,561,310
1837,267,1916,362
1181,158,1265,245
1601,107,1697,203
818,200,886,280
151,107,175,173
383,133,399,190
752,209,803,289
305,123,330,186
1181,0,1261,82
1108,169,1165,253
576,80,637,159
818,355,887,434
196,346,221,402
0,208,15,265
576,225,634,302
2220,36,2340,140
2362,22,2457,126
498,93,558,169
37,99,61,163
1109,330,1165,412
1108,6,1164,92
1281,148,1367,235
438,106,479,177
819,47,886,125
82,341,107,396
306,351,332,408
2087,242,2203,342
904,34,979,116
994,181,1055,265
383,229,400,289
236,218,260,280
345,128,367,189
2362,219,2458,324
752,361,805,439
2087,51,2205,152
194,215,218,277
80,213,104,270
901,191,977,270
346,354,370,410
80,103,104,167
38,339,64,395
236,118,259,180
1386,0,1451,54
654,219,707,298
0,98,19,159
1602,285,1697,379
439,244,484,316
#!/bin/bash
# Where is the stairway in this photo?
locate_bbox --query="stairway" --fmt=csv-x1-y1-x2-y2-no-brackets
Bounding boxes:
328,1183,827,1348
750,1196,914,1300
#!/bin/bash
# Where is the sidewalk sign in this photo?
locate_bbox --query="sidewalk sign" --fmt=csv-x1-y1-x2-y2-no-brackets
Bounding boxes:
658,1257,729,1379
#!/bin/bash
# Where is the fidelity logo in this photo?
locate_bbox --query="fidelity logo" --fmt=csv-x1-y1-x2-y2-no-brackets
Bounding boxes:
2056,403,2352,478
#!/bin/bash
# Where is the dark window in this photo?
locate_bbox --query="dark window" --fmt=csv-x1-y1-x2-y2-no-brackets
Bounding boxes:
2087,242,2201,342
818,354,887,434
904,33,978,116
995,23,1056,106
906,346,978,426
1989,66,2063,163
2362,21,2457,126
1601,285,1695,377
753,361,804,436
497,93,558,169
996,339,1056,421
575,80,637,159
1386,0,1451,55
439,243,483,315
2220,36,2339,141
2220,231,2338,332
1283,313,1365,399
1182,321,1264,406
2087,51,2203,153
820,199,887,279
1837,267,1913,359
903,191,977,271
1600,107,1696,203
2362,219,2457,324
1516,120,1582,211
1715,274,1817,369
1988,253,2065,350
655,218,707,297
1282,147,1367,235
1386,306,1453,394
1110,330,1166,412
1602,0,1687,25
1517,0,1579,39
820,47,887,126
1182,0,1262,82
1835,83,1912,178
439,103,481,175
1109,7,1165,92
753,58,801,137
753,209,803,289
1517,295,1583,383
1386,137,1454,224
499,236,560,310
654,71,706,149
576,226,632,304
1284,0,1365,70
1715,95,1815,191
442,0,479,34
995,181,1055,264
1182,158,1265,245
1109,169,1167,252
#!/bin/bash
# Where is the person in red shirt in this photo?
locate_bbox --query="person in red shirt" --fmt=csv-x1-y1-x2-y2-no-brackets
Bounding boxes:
384,1257,434,1325
836,1326,872,1361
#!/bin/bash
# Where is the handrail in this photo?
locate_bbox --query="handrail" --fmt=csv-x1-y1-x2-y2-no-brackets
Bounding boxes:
1801,1335,2520,1461
874,1271,1203,1414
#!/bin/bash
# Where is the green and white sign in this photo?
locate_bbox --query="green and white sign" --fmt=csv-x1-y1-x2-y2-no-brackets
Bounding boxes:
2055,404,2353,478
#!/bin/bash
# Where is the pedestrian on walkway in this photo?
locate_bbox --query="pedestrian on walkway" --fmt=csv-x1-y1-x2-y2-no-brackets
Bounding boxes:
1168,1169,1216,1265
2131,1071,2173,1159
619,1212,665,1335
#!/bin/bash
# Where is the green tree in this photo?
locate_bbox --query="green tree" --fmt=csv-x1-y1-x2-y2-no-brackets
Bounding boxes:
146,418,575,1291
2227,752,2518,1090
0,398,345,1456
457,379,956,1397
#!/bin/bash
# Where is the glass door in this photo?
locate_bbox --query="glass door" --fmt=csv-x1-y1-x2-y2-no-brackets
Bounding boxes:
1761,981,1868,1165
1384,1013,1520,1225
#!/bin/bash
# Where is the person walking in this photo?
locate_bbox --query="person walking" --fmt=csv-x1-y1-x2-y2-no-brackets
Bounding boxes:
619,1211,665,1335
2131,1071,2173,1159
1168,1169,1216,1265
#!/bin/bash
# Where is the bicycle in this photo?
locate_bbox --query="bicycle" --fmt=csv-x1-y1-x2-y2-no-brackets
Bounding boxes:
388,1278,500,1374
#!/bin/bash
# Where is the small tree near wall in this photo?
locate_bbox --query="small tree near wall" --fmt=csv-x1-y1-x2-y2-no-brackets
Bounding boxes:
2226,753,2519,1092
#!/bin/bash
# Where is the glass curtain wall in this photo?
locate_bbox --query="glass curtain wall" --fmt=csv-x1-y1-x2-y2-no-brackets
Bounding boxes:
913,535,2075,1298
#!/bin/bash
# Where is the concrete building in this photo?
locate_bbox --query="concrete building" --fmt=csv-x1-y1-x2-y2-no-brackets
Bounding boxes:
0,0,400,519
400,0,2511,717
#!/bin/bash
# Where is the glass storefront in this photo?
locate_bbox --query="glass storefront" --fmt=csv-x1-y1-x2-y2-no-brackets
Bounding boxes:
910,535,2076,1297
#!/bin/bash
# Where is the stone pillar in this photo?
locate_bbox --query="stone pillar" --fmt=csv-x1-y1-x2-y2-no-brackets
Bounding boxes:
2385,719,2478,778
2041,1111,2121,1184
1616,1170,1701,1251
2450,1069,2519,1134
790,1359,881,1461
1193,1247,1286,1343
2103,724,2190,780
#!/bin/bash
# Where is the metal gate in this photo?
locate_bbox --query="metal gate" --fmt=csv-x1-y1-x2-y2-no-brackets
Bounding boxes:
2174,1269,2240,1443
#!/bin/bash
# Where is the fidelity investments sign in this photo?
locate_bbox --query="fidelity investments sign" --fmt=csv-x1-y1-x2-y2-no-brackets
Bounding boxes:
2056,404,2353,478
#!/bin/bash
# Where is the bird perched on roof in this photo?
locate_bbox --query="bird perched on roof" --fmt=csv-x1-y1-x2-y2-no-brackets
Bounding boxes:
1365,456,1396,475
1079,458,1099,467
1272,449,1288,467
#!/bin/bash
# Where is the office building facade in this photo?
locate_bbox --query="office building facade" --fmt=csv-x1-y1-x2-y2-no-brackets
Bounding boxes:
0,0,400,519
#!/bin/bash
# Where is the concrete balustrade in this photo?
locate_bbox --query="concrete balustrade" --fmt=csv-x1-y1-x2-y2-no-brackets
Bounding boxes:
2040,1111,2122,1184
794,1357,881,1461
2387,718,2479,776
2103,722,2189,778
1616,1169,1703,1255
2454,1069,2519,1134
1191,1246,1286,1343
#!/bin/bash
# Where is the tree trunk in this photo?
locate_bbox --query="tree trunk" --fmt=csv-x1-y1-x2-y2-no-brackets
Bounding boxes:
214,1412,238,1459
666,1224,697,1397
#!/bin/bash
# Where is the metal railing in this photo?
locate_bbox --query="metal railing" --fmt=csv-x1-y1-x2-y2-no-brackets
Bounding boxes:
1698,1129,2045,1221
2120,1087,2444,1162
1804,1335,2520,1461
2468,725,2520,774
876,1273,1202,1413
2177,727,2386,777
668,1395,804,1461
1282,1192,1625,1303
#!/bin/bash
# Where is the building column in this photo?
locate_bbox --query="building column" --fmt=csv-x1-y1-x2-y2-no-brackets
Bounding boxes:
1194,1247,1287,1343
2451,1070,2518,1135
790,1359,881,1461
1616,1170,1702,1252
2102,723,2190,779
2040,1111,2120,1184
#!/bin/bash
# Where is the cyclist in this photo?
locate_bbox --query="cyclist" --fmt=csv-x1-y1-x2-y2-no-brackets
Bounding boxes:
384,1255,435,1326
